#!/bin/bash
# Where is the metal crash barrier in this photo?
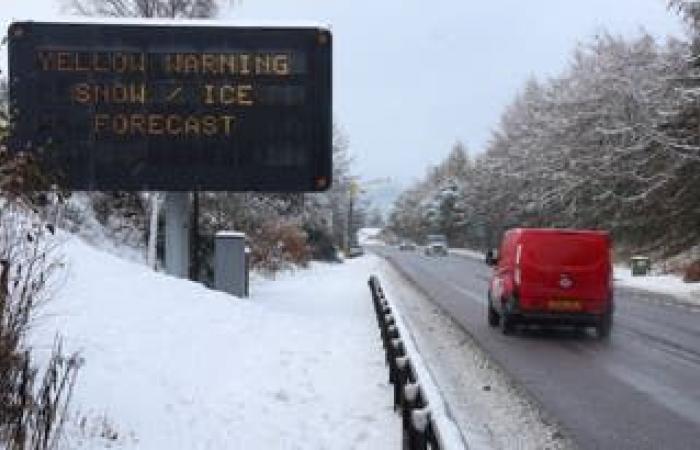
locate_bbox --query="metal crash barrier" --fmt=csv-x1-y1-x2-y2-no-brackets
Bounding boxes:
368,275,446,450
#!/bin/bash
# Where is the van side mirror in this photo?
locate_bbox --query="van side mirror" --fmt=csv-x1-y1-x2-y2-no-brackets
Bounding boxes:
485,249,498,266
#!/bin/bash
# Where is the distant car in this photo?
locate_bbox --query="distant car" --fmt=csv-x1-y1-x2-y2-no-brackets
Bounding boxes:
347,246,364,258
486,228,613,338
399,240,416,251
424,234,448,256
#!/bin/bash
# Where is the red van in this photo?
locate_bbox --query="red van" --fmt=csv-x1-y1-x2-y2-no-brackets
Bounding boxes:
486,228,613,338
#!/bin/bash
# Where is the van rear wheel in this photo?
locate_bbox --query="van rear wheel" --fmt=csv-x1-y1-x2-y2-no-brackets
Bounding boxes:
596,311,613,339
500,312,515,335
488,303,500,327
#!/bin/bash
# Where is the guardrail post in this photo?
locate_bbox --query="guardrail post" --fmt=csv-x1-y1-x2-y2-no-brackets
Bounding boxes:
388,338,404,382
406,359,418,384
373,295,382,316
381,313,395,349
386,326,399,367
388,337,404,362
426,419,440,449
410,408,430,450
374,300,385,324
402,383,419,450
395,356,409,410
368,275,446,450
378,301,390,323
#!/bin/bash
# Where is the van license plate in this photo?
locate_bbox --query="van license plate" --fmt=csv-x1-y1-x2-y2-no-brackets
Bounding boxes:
547,300,581,311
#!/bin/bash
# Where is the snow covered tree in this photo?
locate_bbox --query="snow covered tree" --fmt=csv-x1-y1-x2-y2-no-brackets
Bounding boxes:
67,0,224,18
668,0,700,34
388,142,474,246
366,207,385,228
320,124,354,250
465,31,696,254
391,26,699,258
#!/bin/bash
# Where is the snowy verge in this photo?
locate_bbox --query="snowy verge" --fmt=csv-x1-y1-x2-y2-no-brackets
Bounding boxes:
31,235,400,449
376,259,574,450
450,248,485,261
614,266,700,305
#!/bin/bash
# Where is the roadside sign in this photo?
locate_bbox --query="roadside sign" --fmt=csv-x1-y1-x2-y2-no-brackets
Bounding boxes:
8,21,332,191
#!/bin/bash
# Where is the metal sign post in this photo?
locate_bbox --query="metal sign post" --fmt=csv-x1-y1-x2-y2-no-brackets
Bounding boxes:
165,192,190,278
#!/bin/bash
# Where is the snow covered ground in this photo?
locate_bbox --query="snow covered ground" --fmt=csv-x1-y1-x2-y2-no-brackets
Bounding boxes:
31,235,400,449
614,266,700,305
450,248,485,261
357,227,383,247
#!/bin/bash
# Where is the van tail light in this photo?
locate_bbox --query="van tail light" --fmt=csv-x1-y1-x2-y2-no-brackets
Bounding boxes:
514,243,522,287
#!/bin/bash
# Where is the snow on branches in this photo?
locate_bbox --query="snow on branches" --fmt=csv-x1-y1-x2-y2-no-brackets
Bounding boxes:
389,29,700,257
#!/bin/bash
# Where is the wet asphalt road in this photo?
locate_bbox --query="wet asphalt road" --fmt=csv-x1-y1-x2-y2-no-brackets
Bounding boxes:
372,246,700,450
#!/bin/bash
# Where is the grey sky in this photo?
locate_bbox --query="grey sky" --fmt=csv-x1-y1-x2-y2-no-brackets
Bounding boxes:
1,0,686,188
230,0,685,187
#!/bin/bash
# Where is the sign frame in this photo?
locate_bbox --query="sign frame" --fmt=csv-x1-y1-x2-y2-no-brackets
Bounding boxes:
8,21,332,192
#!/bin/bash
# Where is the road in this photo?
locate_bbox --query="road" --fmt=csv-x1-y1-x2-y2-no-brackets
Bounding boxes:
373,246,700,450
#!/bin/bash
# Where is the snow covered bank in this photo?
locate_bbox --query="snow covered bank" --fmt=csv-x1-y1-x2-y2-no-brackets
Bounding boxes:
32,236,400,449
450,248,484,261
614,266,700,305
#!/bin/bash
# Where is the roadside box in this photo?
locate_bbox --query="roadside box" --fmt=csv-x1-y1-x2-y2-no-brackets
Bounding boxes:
631,256,651,276
215,231,248,298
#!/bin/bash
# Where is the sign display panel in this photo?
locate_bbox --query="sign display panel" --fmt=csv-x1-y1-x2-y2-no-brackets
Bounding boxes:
8,22,332,191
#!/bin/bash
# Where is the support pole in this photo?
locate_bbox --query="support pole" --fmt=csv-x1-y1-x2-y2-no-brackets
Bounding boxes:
147,192,160,270
347,192,354,251
190,190,200,281
165,192,191,279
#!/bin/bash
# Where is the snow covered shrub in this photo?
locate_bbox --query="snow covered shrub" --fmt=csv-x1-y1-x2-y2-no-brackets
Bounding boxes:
60,193,148,263
0,202,82,450
683,260,700,283
249,221,310,275
68,412,136,447
303,223,341,262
